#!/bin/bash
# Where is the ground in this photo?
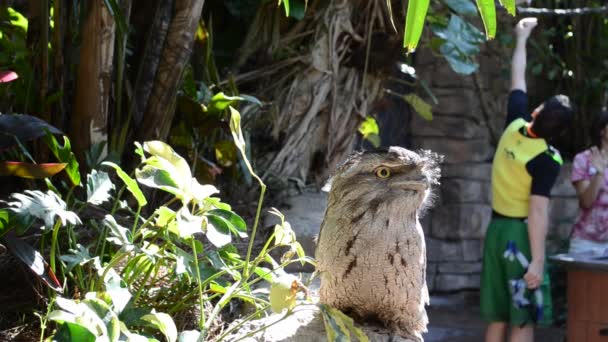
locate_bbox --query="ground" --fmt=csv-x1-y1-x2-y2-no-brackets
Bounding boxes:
426,292,565,342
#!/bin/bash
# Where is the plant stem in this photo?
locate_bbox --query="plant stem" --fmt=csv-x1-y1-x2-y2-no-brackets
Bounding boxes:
49,220,62,273
190,238,206,331
243,184,266,279
215,304,271,341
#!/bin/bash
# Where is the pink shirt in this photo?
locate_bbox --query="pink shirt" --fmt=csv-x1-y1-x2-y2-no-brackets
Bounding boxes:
571,149,608,242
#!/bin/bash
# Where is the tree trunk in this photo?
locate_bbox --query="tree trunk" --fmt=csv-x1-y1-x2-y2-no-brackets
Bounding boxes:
70,0,116,161
135,0,206,143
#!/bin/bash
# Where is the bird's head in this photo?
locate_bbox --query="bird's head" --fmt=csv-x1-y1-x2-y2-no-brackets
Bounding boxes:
328,147,442,214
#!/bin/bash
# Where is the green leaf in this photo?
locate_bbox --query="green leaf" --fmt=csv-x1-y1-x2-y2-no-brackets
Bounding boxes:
43,132,81,186
86,170,114,205
433,15,484,75
206,209,247,238
273,221,295,246
358,116,379,137
0,209,11,237
82,297,121,342
103,215,133,250
319,304,369,342
176,206,203,238
103,268,132,314
143,141,192,183
53,322,96,342
102,162,148,207
178,331,201,342
499,0,516,16
207,92,261,116
0,161,67,179
403,0,430,51
205,215,232,247
288,0,306,20
229,107,262,185
141,312,177,342
475,0,496,39
60,244,95,273
0,114,61,150
404,94,433,121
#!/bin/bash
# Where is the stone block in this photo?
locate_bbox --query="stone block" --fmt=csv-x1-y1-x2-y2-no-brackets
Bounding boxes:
441,163,492,181
437,262,482,274
431,62,475,89
428,88,479,117
426,238,482,262
552,163,576,197
434,274,481,292
431,204,492,239
440,179,491,204
549,197,578,225
427,262,438,292
411,137,495,164
410,114,488,140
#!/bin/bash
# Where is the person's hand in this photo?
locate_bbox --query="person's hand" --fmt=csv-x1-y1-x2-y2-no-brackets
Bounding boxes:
590,146,608,175
514,17,538,40
524,260,543,289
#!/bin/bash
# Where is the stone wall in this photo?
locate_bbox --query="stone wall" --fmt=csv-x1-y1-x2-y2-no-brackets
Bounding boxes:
412,42,579,293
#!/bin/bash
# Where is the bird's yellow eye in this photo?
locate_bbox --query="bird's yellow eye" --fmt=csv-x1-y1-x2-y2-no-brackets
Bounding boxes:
375,167,391,179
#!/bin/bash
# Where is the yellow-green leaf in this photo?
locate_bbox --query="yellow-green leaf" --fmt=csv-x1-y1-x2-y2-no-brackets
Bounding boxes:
499,0,516,16
404,94,433,121
476,0,497,39
403,0,430,51
269,275,298,313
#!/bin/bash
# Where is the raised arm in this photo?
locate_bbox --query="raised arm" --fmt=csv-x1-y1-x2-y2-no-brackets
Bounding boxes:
511,18,538,92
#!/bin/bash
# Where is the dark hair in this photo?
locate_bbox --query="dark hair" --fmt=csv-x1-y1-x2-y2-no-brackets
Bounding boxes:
531,94,574,140
591,110,608,148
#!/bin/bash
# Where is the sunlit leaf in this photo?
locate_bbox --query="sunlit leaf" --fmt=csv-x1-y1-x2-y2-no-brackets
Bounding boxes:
53,321,96,342
141,312,177,342
205,215,232,247
269,275,298,313
319,304,369,342
178,330,201,342
207,92,261,116
43,132,81,186
103,215,133,250
476,0,497,39
0,161,66,179
102,161,147,207
403,0,430,51
103,268,131,314
86,170,114,205
274,221,295,246
60,244,96,273
8,190,81,229
206,209,247,238
176,206,203,238
499,0,516,16
144,141,192,183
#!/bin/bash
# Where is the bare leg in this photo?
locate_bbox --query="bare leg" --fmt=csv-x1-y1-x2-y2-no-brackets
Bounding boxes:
509,325,534,342
486,322,507,342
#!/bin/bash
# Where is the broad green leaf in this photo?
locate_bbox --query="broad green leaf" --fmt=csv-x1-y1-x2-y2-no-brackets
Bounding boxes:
269,275,298,313
8,190,81,229
176,206,203,238
205,215,232,247
60,244,96,273
86,170,114,205
135,163,183,198
403,0,430,51
82,298,121,342
103,161,147,207
0,161,66,179
207,209,247,238
0,209,11,237
178,330,201,342
404,94,433,121
43,132,81,186
103,215,133,250
358,116,379,137
103,268,132,314
499,0,516,16
475,0,497,39
443,0,477,16
141,312,177,342
143,141,192,183
53,321,96,342
7,7,28,32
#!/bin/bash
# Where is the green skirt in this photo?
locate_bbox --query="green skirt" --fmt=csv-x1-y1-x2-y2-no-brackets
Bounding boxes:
480,217,553,326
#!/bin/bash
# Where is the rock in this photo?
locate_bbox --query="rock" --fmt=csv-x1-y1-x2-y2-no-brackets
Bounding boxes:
440,179,491,204
437,262,482,274
433,274,481,292
427,263,438,292
411,137,494,164
430,204,492,239
426,238,482,262
441,163,492,181
549,197,579,224
410,114,488,140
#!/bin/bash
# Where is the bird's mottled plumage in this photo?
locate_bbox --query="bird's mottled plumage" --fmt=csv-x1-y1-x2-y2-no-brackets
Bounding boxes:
315,146,441,341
